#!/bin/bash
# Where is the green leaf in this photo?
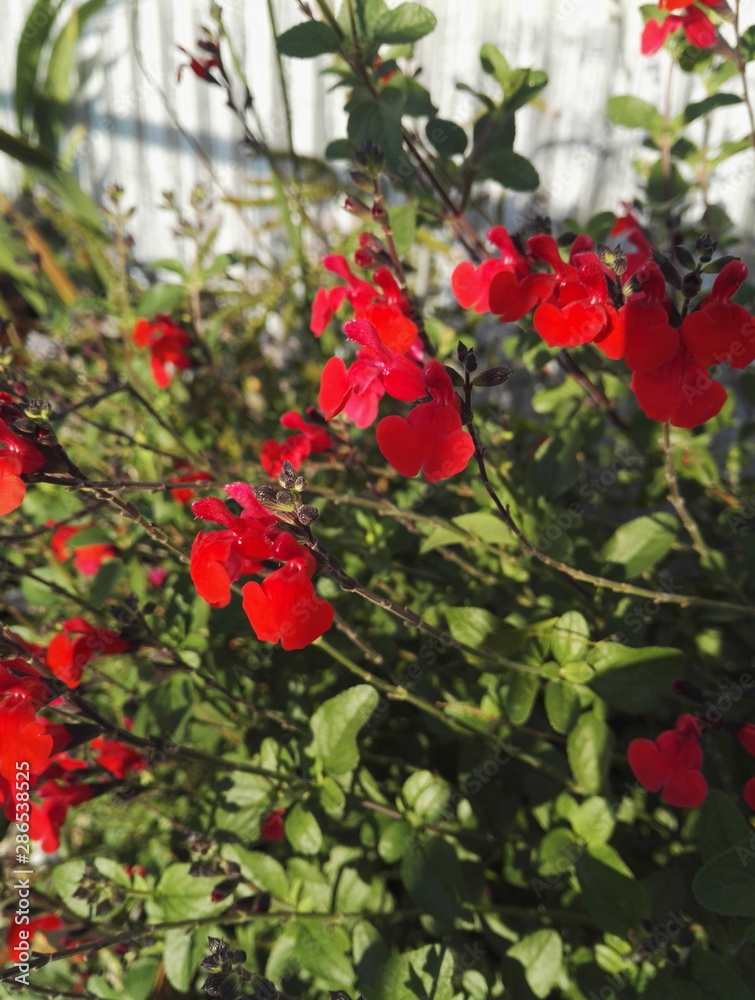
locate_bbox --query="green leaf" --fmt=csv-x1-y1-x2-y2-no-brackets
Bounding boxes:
602,514,676,578
221,845,289,899
741,24,755,62
567,710,613,794
373,3,437,44
401,770,451,824
544,680,580,735
15,0,62,128
576,853,649,935
453,510,512,545
148,863,227,921
444,606,497,648
686,950,755,1000
346,85,406,169
387,200,417,256
426,118,467,157
163,927,206,993
506,673,540,725
276,21,340,58
136,282,186,318
479,43,510,89
310,684,379,774
401,837,464,930
89,559,125,608
550,611,590,664
215,771,276,840
683,93,742,124
325,138,354,160
508,930,563,999
571,797,616,847
693,837,755,916
285,802,323,855
267,922,355,989
607,95,663,134
696,790,752,863
588,644,683,712
478,147,539,191
378,820,414,863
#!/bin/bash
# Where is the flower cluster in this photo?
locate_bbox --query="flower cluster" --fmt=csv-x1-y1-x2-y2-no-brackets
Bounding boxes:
628,713,755,809
452,221,754,428
1,623,140,851
191,480,334,649
133,314,193,388
641,0,721,55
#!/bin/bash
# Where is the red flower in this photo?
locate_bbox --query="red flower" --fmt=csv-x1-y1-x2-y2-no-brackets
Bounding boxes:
260,411,333,476
681,261,755,369
318,318,425,429
310,253,418,353
0,409,46,517
7,913,63,964
49,522,117,576
528,235,620,348
46,618,131,689
30,776,94,852
452,226,555,321
595,262,679,370
642,3,719,55
376,359,475,482
631,344,727,428
241,534,334,650
191,485,279,607
177,41,223,83
90,737,148,779
744,777,755,810
736,724,755,756
627,714,707,808
169,464,213,504
0,693,54,789
133,315,193,388
262,808,286,842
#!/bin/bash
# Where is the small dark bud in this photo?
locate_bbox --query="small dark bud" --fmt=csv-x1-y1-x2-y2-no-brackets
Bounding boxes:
472,365,513,387
681,270,703,300
187,830,213,854
24,399,51,420
651,249,683,290
95,899,111,917
297,505,319,525
673,245,696,270
456,341,469,362
696,233,717,263
344,195,372,220
277,461,297,490
350,170,373,192
211,878,238,903
293,476,306,492
464,350,478,373
556,230,578,247
354,139,385,174
443,365,464,387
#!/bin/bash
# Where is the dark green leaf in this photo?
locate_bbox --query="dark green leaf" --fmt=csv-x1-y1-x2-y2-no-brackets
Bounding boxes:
683,93,742,124
426,118,468,156
607,95,663,133
693,837,755,916
567,711,613,794
551,611,590,664
276,21,340,58
588,645,683,713
697,790,751,863
544,680,580,735
576,853,649,934
285,802,323,854
373,3,437,44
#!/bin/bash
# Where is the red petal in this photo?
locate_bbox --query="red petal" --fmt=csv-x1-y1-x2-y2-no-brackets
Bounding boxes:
627,738,669,792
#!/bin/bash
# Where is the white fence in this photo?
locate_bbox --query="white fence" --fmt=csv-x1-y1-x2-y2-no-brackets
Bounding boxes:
0,0,753,261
